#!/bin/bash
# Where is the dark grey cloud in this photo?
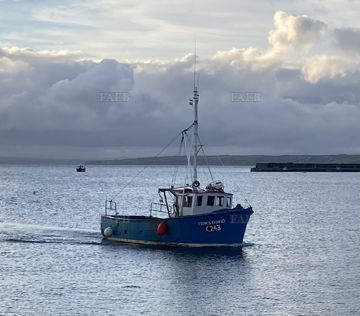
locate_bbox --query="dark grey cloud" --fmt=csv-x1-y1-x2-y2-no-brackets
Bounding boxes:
333,27,360,55
1,12,360,159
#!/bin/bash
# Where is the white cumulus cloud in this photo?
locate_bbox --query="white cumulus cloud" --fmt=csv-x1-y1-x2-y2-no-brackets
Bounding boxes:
268,11,327,50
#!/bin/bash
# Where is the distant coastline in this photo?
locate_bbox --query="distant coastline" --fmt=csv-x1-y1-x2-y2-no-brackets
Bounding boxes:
86,155,360,166
1,155,359,166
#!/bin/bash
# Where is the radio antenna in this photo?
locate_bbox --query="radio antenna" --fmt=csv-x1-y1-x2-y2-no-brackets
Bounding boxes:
193,40,197,91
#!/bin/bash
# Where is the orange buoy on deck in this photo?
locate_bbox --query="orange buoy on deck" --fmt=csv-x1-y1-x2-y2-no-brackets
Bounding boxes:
156,221,168,236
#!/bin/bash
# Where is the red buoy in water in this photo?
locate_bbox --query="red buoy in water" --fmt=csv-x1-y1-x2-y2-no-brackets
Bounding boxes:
156,221,168,236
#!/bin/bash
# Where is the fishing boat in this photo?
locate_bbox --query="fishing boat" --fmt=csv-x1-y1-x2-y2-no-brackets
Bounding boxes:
76,165,86,172
100,63,253,247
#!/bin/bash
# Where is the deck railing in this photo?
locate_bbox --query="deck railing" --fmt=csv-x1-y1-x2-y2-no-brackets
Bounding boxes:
149,202,169,217
105,200,117,216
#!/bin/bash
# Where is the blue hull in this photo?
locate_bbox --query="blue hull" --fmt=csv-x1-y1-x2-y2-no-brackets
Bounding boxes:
101,207,253,247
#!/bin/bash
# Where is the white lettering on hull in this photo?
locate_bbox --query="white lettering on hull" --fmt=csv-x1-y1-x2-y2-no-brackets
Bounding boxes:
197,219,225,226
205,224,221,232
198,218,226,233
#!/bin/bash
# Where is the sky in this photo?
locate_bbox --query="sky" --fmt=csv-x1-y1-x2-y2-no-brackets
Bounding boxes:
0,0,360,159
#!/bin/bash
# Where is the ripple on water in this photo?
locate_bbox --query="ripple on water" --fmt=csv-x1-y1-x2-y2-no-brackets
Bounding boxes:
0,165,359,316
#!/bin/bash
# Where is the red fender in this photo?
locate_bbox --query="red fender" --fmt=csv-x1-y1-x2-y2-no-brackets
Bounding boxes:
156,221,168,236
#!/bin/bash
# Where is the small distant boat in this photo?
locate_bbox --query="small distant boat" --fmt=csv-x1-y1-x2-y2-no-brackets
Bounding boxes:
76,165,86,172
100,57,253,247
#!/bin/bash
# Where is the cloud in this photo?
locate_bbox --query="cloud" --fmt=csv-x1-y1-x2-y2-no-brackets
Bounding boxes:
268,11,327,50
333,27,360,55
2,0,360,61
0,56,29,74
0,46,86,64
301,55,347,83
211,11,330,73
1,11,360,159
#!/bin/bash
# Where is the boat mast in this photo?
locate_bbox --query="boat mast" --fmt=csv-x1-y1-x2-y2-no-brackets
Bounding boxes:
193,50,199,184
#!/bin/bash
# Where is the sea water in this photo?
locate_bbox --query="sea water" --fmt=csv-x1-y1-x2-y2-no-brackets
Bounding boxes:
0,165,359,316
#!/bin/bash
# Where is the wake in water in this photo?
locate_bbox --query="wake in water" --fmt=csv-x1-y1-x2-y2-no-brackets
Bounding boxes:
0,222,102,245
0,222,254,254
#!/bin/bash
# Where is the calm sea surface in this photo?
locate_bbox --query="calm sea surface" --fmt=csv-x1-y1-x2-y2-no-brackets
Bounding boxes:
0,165,359,316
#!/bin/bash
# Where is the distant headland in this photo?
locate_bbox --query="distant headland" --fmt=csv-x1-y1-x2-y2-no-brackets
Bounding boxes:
1,155,359,166
85,155,360,166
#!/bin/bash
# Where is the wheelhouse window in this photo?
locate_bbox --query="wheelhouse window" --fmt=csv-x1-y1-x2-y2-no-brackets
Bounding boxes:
226,197,232,207
183,196,193,208
207,196,215,206
216,196,224,206
197,196,203,206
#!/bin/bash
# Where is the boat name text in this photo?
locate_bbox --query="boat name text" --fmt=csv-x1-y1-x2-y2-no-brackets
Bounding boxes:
198,219,226,226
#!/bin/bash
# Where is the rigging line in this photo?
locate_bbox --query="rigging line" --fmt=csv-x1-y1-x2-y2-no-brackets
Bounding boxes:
209,152,251,206
197,134,214,181
187,131,194,183
110,130,184,201
200,159,213,184
215,153,225,167
198,161,211,184
184,131,193,186
171,125,194,187
171,133,185,185
205,149,250,204
183,130,194,186
183,132,189,186
223,164,250,206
